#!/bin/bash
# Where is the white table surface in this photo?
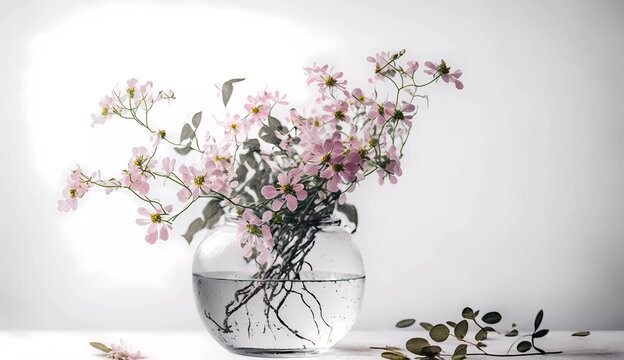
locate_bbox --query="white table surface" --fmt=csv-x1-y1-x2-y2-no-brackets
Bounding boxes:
0,330,621,359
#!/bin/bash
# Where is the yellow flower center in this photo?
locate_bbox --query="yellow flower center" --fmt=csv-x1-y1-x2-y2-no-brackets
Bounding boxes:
246,223,260,235
134,155,145,167
251,107,260,114
150,213,162,223
321,154,332,163
126,87,135,98
313,120,320,127
332,163,344,172
280,184,296,196
194,175,205,187
101,106,109,116
69,188,77,199
324,76,337,87
369,137,377,147
437,59,451,75
334,110,345,121
230,123,237,130
158,130,166,138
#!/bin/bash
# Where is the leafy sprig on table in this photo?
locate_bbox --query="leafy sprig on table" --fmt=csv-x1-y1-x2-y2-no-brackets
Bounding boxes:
373,307,590,359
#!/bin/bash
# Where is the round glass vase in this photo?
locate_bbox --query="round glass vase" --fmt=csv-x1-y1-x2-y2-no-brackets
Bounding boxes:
192,222,365,357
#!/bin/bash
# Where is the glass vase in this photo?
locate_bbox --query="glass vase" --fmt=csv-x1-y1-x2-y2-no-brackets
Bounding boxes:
192,221,365,357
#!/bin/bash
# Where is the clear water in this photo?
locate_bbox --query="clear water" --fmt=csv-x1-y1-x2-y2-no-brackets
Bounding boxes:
193,271,365,356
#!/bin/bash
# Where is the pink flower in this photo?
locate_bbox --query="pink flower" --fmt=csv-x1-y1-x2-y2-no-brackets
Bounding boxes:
320,151,362,192
244,95,270,125
350,88,374,108
236,210,274,264
367,102,388,126
366,52,393,81
376,145,403,185
303,63,349,100
91,95,116,127
216,113,246,139
404,60,419,76
383,102,416,127
177,162,226,201
261,168,308,211
107,340,141,360
122,146,155,196
136,205,173,244
161,157,176,174
58,165,91,212
151,129,166,147
424,59,464,90
321,100,351,125
302,136,344,176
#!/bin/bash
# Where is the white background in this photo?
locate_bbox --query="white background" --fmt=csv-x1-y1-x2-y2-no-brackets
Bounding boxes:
1,0,622,333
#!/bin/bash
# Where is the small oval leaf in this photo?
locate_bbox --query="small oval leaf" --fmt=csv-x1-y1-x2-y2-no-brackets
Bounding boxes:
381,352,409,360
517,341,532,353
180,123,194,142
482,312,502,324
454,320,468,339
572,331,591,337
505,329,519,337
475,328,488,341
534,309,544,330
192,111,202,128
461,307,475,320
421,346,442,357
89,342,110,353
533,329,549,338
446,321,457,328
419,322,433,331
395,319,416,328
406,338,429,355
429,324,450,342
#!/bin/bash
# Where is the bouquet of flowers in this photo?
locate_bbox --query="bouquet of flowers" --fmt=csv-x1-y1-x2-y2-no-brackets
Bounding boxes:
59,50,462,345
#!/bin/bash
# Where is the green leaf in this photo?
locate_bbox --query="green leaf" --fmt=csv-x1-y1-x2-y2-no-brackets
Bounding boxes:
429,324,450,342
483,326,497,332
234,164,248,183
475,328,487,341
89,342,110,353
183,217,205,244
482,312,502,324
202,200,224,230
476,342,487,347
381,352,409,360
180,123,194,142
267,116,284,132
174,143,192,155
419,322,433,331
446,321,457,328
572,331,591,337
512,323,517,327
452,344,467,360
533,329,549,338
461,307,475,320
517,341,532,353
192,111,202,128
395,319,416,328
454,320,468,339
336,203,358,232
534,309,544,330
505,329,519,337
243,138,261,152
258,125,280,145
406,338,429,355
420,346,442,358
221,78,245,108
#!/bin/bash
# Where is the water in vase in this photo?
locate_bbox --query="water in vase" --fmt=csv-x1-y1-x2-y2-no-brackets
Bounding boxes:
192,271,365,356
